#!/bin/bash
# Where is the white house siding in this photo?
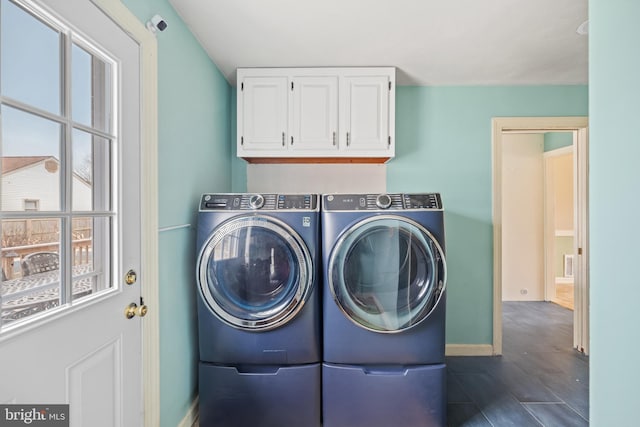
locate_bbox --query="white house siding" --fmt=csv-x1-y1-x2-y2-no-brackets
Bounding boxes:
72,175,92,211
1,160,91,211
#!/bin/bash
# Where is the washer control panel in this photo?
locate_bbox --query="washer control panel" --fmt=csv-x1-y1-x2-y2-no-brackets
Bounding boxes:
200,194,318,211
323,193,442,211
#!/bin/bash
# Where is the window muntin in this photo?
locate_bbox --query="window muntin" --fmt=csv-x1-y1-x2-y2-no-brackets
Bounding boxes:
0,0,118,331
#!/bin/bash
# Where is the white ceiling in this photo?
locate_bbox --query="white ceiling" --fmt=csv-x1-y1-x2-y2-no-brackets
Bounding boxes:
168,0,588,87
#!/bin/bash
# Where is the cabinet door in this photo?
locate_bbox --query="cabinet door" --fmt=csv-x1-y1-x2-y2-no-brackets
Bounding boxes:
341,76,390,152
239,76,288,152
291,76,339,151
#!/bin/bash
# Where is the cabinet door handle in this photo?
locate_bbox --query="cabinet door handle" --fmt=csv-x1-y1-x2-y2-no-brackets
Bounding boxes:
291,136,294,145
346,132,350,147
282,132,285,147
333,132,336,146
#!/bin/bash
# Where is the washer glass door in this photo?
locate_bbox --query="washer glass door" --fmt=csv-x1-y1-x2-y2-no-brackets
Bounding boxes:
197,216,312,331
329,216,446,333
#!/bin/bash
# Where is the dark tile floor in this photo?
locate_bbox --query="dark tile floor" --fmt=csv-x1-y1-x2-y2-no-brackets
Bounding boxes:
446,301,589,426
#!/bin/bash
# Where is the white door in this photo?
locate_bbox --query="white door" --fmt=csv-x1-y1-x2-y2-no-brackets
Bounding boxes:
0,0,143,425
574,128,589,354
340,75,390,152
291,76,338,151
238,76,288,152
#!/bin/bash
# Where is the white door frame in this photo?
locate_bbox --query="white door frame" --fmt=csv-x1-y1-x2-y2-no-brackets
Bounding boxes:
492,117,588,356
91,1,159,425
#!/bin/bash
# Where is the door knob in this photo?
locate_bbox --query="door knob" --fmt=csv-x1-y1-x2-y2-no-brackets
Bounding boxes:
124,302,148,319
125,303,137,319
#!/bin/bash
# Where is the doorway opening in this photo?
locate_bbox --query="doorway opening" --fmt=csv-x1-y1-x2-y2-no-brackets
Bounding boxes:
492,117,589,356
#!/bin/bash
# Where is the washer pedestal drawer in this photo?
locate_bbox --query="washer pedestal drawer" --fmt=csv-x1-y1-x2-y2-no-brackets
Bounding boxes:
322,362,446,427
199,362,321,427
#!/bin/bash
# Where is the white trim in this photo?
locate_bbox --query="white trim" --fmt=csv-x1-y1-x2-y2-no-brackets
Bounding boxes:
89,1,159,426
492,117,588,356
556,277,575,284
555,229,574,237
445,344,494,356
178,396,200,427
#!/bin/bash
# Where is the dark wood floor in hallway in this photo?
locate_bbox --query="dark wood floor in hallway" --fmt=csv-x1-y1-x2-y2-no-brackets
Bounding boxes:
446,301,589,426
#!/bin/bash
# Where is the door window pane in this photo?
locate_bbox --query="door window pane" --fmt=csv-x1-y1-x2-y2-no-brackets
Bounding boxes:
1,218,61,325
71,216,111,303
72,129,111,211
72,43,113,133
1,105,61,211
0,0,61,114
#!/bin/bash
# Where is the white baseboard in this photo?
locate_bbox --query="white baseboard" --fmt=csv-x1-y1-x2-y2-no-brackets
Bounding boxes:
445,344,494,356
178,396,199,427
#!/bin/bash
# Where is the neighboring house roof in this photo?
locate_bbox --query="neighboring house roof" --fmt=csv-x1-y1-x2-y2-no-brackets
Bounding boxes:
1,156,91,185
2,156,52,174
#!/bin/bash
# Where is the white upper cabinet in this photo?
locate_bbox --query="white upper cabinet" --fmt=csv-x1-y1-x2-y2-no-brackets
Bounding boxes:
239,76,288,151
291,75,339,152
237,67,395,163
341,75,390,153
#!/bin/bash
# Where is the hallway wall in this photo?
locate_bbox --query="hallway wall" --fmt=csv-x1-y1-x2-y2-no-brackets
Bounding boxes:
590,0,640,424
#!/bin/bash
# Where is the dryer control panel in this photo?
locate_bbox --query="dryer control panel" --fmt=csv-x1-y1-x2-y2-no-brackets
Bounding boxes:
323,193,442,211
200,193,318,211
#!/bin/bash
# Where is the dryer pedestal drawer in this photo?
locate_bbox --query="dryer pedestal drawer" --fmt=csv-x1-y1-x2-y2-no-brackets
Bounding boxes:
322,362,446,427
199,362,321,427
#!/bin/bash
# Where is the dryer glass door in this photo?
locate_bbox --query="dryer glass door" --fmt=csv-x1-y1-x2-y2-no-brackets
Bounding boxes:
197,216,313,331
329,216,446,333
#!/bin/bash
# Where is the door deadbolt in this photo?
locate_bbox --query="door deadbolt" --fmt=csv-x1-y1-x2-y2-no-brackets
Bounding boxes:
125,270,137,285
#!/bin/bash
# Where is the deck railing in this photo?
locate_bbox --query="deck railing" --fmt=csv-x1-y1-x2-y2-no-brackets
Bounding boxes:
1,239,92,280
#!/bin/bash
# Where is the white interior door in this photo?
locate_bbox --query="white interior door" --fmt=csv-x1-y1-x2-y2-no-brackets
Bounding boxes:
0,0,143,425
574,128,589,354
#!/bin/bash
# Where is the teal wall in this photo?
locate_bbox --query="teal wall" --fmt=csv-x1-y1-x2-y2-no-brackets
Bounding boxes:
544,132,573,152
230,86,587,344
387,86,587,344
121,1,231,426
590,0,640,424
